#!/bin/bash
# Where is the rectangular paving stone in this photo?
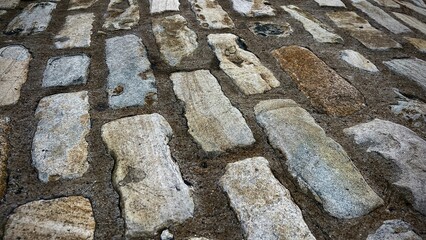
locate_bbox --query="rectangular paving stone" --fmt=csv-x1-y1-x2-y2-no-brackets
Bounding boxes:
54,13,95,49
372,0,400,8
231,0,275,16
208,33,280,95
0,0,19,9
0,45,31,106
327,11,401,50
220,157,315,240
255,99,383,219
393,12,426,35
351,0,410,34
189,0,234,29
103,0,139,30
101,114,194,238
149,0,179,14
383,58,426,89
42,54,90,87
5,2,56,35
152,14,198,66
106,35,157,109
282,5,343,43
4,196,95,239
69,0,97,10
272,45,365,116
32,91,90,182
170,70,255,153
0,117,10,199
405,37,426,53
314,0,346,7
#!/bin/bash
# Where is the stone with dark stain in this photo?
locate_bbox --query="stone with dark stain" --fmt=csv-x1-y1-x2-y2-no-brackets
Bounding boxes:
249,22,292,37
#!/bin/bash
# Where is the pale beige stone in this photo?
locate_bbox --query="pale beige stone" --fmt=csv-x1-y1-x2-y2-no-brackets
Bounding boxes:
55,13,95,49
314,0,346,7
68,0,98,10
150,0,179,13
103,0,139,30
340,50,379,72
189,0,234,29
405,37,426,53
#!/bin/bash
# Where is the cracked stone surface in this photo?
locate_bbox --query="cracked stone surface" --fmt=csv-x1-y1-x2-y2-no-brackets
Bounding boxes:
103,0,139,30
42,54,90,87
391,89,426,128
54,13,95,49
189,0,234,29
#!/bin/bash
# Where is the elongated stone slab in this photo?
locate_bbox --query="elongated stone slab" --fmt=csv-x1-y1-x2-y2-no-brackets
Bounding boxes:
314,0,346,7
5,2,56,35
32,91,90,182
189,0,234,29
327,11,401,50
393,12,426,35
149,0,179,13
152,14,198,66
4,196,95,239
384,58,426,89
408,0,426,7
231,0,275,16
0,117,10,199
255,99,383,218
249,22,293,37
340,50,379,72
0,45,31,106
0,0,19,9
106,35,157,109
344,119,426,215
171,70,255,153
208,33,280,95
103,0,139,30
397,1,426,16
69,0,98,10
54,13,95,49
367,220,422,240
220,157,315,239
351,0,410,34
102,114,194,238
372,0,400,8
282,5,343,43
42,54,90,87
272,46,364,116
405,37,426,53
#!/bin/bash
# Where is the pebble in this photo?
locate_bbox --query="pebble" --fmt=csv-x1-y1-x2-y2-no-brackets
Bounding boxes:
42,54,90,87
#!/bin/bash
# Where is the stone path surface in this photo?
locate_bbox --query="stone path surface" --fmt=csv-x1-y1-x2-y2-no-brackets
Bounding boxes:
0,0,425,239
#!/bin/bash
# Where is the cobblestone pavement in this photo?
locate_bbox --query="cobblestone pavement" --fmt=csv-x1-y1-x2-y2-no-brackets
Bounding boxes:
0,0,425,239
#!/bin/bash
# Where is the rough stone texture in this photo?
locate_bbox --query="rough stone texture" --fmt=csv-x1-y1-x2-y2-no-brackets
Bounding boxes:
32,91,90,182
391,89,426,127
0,117,10,199
68,0,98,10
54,13,95,49
171,70,255,153
220,157,315,240
327,11,401,50
397,1,426,16
0,10,6,16
405,37,426,53
282,5,343,44
249,21,292,37
208,33,280,95
372,0,400,8
0,45,31,107
314,0,346,7
103,0,139,31
393,12,426,35
101,114,194,238
255,99,383,219
340,50,379,72
149,0,180,14
106,35,157,109
230,0,275,17
42,54,90,87
161,229,174,240
189,0,234,29
351,0,411,34
344,119,426,215
152,14,198,66
383,58,426,89
367,220,422,240
5,2,56,35
188,238,210,240
408,0,426,7
272,45,365,116
0,0,19,9
4,196,95,239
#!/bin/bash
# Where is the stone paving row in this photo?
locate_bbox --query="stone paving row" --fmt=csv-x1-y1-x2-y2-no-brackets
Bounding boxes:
0,0,425,239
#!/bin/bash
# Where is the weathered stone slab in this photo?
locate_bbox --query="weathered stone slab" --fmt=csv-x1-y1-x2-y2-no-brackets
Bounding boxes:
367,220,422,240
106,35,157,109
405,37,426,53
255,99,383,218
54,13,95,49
69,0,98,10
0,117,10,199
391,89,426,128
344,119,426,215
393,12,426,35
314,0,346,7
171,70,255,153
372,0,400,8
340,50,379,72
397,1,426,16
32,91,90,182
149,0,179,13
282,5,343,43
5,2,56,35
152,14,198,66
189,0,234,29
408,0,426,7
220,157,315,240
42,54,90,87
103,0,139,30
272,45,365,116
327,11,401,50
0,45,31,106
4,196,95,239
351,0,410,34
0,0,19,9
249,21,292,37
208,33,280,95
231,0,275,16
101,114,194,238
383,58,426,89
